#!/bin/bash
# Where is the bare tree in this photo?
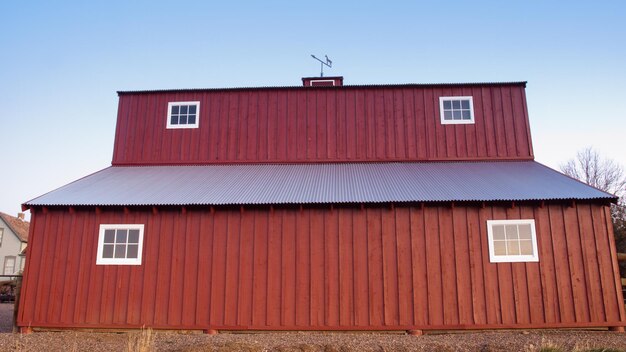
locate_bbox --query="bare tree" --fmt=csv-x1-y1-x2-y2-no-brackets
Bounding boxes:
560,147,626,199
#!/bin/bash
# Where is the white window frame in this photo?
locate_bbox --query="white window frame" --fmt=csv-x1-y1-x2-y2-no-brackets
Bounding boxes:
96,224,145,265
166,101,200,129
3,256,15,275
487,219,539,263
308,79,336,86
439,96,475,124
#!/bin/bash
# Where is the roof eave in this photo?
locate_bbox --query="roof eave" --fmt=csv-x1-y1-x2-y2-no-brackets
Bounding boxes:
25,197,617,208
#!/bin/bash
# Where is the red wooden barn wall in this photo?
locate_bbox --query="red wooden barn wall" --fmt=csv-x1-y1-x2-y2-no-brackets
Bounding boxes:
18,202,625,330
112,84,533,165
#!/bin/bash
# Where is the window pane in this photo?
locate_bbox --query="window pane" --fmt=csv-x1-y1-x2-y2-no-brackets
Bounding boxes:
128,230,140,243
507,240,520,255
4,258,15,274
180,105,188,114
444,111,452,120
188,115,196,124
518,224,532,239
127,244,139,258
189,105,197,114
104,230,115,243
443,100,451,109
171,116,178,125
116,230,128,244
519,239,534,255
462,110,471,120
492,225,505,240
180,115,187,124
452,100,461,109
114,244,126,258
505,225,518,239
493,241,507,256
453,111,461,120
171,106,179,114
102,244,114,258
461,100,470,109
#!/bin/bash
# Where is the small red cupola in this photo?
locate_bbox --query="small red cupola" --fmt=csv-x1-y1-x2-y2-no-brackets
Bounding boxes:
302,76,344,87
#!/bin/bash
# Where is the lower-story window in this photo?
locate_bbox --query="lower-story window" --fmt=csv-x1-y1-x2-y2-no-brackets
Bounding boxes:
487,219,538,263
96,224,144,265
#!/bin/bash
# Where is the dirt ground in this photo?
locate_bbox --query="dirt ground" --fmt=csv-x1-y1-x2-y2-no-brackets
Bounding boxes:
1,304,626,351
0,303,13,333
0,329,625,352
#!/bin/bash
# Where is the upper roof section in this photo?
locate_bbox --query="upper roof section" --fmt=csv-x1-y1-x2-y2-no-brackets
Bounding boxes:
0,212,29,242
23,161,615,208
116,81,527,95
112,81,532,165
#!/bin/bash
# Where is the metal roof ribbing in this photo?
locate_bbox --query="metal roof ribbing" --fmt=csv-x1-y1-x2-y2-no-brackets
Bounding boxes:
23,161,615,208
117,81,527,95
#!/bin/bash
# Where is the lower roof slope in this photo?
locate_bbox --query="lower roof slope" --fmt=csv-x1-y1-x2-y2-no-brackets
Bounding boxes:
24,161,615,208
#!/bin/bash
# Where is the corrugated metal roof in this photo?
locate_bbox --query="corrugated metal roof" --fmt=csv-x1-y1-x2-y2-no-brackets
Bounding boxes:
23,161,615,207
117,81,527,95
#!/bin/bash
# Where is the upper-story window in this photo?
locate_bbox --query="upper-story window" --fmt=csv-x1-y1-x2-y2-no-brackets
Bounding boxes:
167,101,200,129
439,96,474,124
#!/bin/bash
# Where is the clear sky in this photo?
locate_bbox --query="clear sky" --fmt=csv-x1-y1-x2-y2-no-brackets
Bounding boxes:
1,0,625,219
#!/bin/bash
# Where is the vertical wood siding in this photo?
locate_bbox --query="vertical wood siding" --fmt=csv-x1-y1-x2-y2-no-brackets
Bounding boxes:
112,84,533,165
18,203,624,330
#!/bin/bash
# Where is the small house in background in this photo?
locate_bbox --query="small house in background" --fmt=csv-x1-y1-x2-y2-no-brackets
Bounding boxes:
0,212,28,276
18,78,625,333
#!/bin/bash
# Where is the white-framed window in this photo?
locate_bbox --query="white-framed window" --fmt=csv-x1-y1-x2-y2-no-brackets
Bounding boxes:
487,219,539,263
439,96,474,124
167,101,200,129
96,224,144,265
3,256,15,275
309,79,336,86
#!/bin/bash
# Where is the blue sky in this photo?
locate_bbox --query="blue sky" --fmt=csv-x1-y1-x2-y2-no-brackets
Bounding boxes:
1,1,625,219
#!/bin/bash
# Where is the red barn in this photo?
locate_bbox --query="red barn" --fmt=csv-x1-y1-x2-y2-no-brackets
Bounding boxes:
19,78,625,333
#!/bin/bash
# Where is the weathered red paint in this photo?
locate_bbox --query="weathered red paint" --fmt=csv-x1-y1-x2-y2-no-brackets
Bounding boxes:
18,203,625,330
111,83,533,165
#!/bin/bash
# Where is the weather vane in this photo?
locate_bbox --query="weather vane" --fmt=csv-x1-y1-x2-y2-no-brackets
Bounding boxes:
311,54,332,77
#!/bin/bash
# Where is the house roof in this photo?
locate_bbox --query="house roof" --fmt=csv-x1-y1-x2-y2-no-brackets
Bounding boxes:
23,161,615,208
117,81,527,95
0,212,29,242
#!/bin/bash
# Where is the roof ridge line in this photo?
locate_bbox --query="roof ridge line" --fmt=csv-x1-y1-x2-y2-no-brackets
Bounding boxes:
117,81,528,95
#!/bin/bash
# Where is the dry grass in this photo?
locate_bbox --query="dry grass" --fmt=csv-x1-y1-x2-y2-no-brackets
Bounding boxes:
537,339,562,352
533,336,626,352
126,327,155,352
